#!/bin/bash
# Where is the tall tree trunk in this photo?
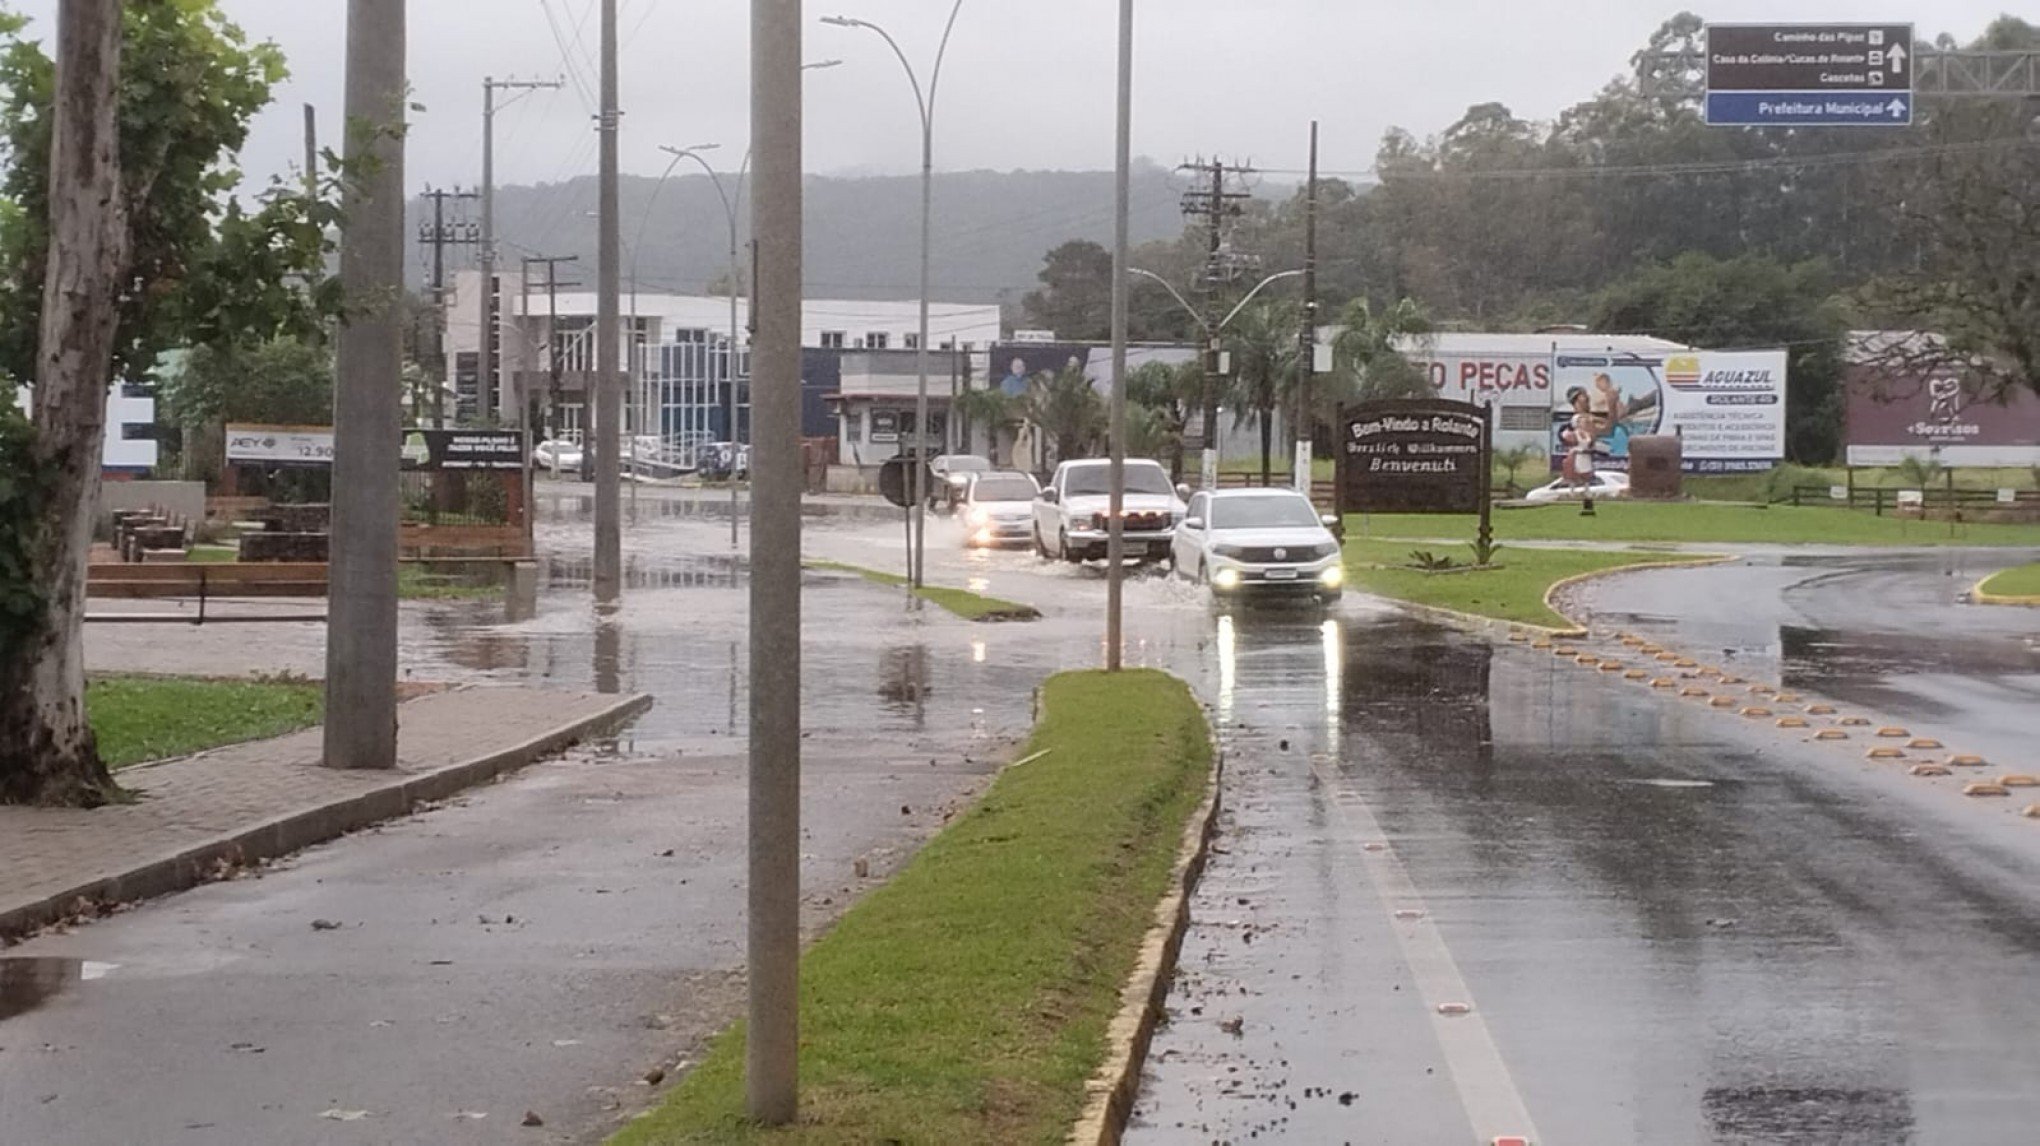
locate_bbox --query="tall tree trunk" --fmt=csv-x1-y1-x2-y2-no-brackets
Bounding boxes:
0,0,128,808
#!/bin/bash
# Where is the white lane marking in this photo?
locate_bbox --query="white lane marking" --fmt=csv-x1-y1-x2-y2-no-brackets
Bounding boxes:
1307,752,1543,1145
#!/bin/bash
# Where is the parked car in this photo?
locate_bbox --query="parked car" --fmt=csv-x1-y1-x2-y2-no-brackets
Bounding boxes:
1172,488,1344,606
959,470,1041,548
533,439,584,475
1032,458,1186,564
696,441,750,481
928,454,993,509
1524,471,1630,504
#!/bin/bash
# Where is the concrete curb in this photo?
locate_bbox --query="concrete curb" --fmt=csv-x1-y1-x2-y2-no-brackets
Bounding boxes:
1541,554,1738,633
0,692,653,943
1068,720,1225,1146
1969,572,2040,607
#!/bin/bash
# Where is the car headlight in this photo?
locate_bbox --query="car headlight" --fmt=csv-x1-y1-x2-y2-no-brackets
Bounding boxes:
1319,565,1344,588
1212,567,1242,590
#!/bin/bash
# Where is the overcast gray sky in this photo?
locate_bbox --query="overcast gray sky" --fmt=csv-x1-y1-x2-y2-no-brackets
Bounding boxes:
3,2,2016,190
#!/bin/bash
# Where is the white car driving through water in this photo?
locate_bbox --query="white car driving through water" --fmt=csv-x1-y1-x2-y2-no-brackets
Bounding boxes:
1171,488,1344,606
1032,458,1185,564
959,470,1041,548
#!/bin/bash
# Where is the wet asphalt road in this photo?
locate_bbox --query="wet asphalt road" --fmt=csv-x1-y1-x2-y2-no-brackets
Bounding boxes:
1132,546,2040,1146
1574,547,2040,773
21,490,2040,1144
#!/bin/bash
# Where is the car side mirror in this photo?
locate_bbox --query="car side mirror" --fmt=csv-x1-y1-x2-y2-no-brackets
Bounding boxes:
1183,516,1205,531
1321,514,1340,528
1175,483,1194,500
1040,488,1058,504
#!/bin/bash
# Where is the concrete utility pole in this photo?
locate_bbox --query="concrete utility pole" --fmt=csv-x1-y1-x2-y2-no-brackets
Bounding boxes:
417,186,478,426
1104,0,1132,671
1176,157,1255,488
1295,121,1319,496
592,0,623,608
302,103,318,196
480,77,564,426
324,0,406,772
823,1,965,590
749,0,804,1123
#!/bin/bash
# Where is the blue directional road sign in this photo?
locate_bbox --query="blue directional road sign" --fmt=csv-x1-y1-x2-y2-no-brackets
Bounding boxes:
1705,91,1912,127
1705,23,1915,128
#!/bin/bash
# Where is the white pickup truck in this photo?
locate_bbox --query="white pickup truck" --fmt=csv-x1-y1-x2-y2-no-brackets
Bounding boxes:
1031,458,1187,564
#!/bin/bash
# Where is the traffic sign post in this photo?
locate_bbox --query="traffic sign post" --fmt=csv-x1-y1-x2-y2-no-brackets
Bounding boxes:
1704,23,1915,127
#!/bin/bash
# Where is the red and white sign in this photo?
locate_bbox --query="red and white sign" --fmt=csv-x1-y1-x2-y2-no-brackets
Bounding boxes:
1415,354,1551,404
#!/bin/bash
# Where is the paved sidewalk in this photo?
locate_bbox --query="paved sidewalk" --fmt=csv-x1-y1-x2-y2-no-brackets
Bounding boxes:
0,686,650,940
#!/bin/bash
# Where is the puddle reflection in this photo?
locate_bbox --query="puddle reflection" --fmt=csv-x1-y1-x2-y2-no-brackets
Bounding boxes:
0,958,115,1022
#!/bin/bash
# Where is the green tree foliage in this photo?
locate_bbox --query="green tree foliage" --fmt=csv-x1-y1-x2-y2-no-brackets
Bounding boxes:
1126,358,1202,474
1021,240,1114,342
1225,300,1299,481
1024,365,1105,465
164,337,334,427
1592,253,1846,463
0,2,351,806
0,2,346,390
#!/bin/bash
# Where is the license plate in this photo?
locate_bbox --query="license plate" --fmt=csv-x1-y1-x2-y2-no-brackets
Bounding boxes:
1265,568,1299,581
1124,542,1149,556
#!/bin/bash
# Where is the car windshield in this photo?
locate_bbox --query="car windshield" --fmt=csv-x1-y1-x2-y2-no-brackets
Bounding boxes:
972,475,1036,501
1065,464,1173,497
940,456,991,474
1210,494,1323,530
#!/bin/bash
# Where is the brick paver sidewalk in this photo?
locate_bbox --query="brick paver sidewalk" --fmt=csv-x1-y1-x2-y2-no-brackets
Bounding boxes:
0,686,650,938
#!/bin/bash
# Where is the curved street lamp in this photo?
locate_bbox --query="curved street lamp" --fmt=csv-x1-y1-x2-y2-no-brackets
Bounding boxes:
823,4,965,592
1129,267,1304,485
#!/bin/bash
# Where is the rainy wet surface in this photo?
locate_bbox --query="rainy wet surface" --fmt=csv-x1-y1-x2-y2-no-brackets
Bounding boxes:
44,505,2040,1143
0,958,87,1022
1132,553,2040,1145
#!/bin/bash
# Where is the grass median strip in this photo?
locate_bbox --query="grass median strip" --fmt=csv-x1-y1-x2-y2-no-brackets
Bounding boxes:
807,560,1041,622
1348,502,2040,547
86,675,324,770
1978,562,2040,602
612,669,1212,1145
1343,538,1699,629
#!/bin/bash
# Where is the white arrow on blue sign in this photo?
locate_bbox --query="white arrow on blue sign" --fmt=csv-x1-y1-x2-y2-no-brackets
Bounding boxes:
1705,91,1912,127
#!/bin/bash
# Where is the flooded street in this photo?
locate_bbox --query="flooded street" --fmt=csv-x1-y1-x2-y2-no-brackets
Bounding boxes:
1132,545,2040,1145
34,490,2040,1144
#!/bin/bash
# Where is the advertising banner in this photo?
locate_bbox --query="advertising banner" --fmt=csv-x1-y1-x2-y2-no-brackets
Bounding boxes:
403,429,524,471
1844,364,2040,467
1338,399,1489,514
228,425,526,470
1550,350,1785,474
226,423,334,465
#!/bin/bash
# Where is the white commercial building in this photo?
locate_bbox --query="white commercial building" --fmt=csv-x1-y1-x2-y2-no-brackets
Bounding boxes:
443,269,1001,443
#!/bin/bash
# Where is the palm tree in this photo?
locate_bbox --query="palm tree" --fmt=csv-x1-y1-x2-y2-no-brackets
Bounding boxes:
1494,444,1547,495
1226,300,1300,485
1025,365,1105,466
1331,296,1435,404
955,386,1021,466
1126,358,1203,478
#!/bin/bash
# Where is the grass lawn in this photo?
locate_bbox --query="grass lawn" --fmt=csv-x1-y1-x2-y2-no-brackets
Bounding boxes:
613,670,1212,1145
1346,501,2040,547
1343,538,1697,629
1979,562,2040,600
188,545,237,564
397,563,504,601
86,675,324,769
808,560,1041,622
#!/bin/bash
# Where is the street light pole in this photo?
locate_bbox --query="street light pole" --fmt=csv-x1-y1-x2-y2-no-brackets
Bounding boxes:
660,144,745,551
823,3,965,591
748,0,804,1123
1105,0,1132,671
593,0,623,609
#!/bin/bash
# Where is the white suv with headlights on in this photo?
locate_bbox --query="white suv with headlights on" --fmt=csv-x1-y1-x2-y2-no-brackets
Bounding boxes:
1171,488,1345,605
1032,458,1186,564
